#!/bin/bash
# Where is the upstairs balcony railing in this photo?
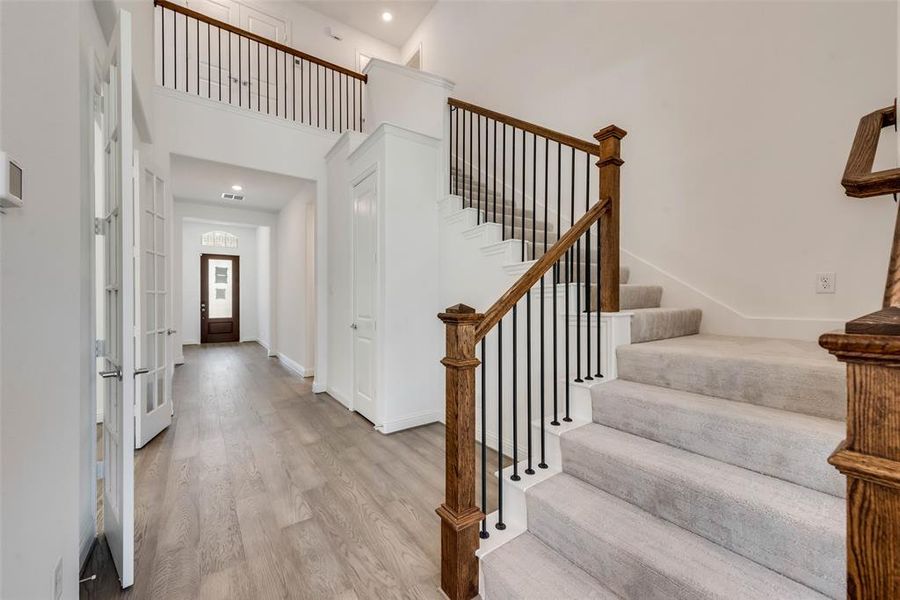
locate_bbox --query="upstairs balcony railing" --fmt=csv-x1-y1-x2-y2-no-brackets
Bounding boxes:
154,0,366,133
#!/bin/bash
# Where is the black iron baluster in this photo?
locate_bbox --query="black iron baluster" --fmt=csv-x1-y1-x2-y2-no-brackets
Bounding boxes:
184,14,188,92
562,246,570,424
511,127,515,243
584,153,593,381
256,42,260,111
228,32,232,105
454,107,459,194
477,114,481,224
596,161,603,378
511,303,520,482
449,107,454,194
266,47,271,114
480,337,489,540
539,137,548,469
195,18,199,95
496,319,506,531
207,23,211,99
532,133,536,260
574,146,583,385
525,266,534,475
520,129,526,261
492,120,498,223
218,27,222,101
317,64,320,127
161,7,166,87
468,110,473,208
503,126,508,240
553,141,562,427
331,70,335,131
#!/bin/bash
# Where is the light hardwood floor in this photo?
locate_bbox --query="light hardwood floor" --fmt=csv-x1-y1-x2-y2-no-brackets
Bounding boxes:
81,342,502,600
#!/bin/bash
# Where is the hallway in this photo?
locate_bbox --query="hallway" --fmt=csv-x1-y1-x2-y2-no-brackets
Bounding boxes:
81,343,448,600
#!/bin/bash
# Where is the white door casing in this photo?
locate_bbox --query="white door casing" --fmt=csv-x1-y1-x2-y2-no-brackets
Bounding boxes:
98,9,135,589
135,156,173,449
352,172,377,424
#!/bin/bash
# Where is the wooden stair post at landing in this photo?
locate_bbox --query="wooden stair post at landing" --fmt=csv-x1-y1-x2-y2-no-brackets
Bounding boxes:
595,125,627,313
437,303,485,600
820,100,900,599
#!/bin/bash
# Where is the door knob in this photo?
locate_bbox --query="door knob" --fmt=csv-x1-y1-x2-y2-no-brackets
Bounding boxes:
99,368,122,380
167,328,177,335
350,323,358,330
134,367,151,376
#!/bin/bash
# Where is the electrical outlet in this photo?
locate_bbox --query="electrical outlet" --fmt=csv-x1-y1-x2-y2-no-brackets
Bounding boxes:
53,557,63,600
816,272,836,294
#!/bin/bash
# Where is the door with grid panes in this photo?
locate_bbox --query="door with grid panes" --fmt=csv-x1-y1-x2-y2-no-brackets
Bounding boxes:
135,155,172,449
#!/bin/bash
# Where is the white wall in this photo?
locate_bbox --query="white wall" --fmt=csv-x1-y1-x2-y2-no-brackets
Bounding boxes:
247,0,400,71
403,1,899,336
276,194,316,375
1,2,100,598
257,225,272,350
181,220,259,344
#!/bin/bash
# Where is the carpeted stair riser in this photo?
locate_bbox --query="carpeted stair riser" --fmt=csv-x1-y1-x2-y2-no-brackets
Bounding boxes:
481,533,618,599
629,307,702,342
591,380,845,497
616,335,846,420
561,424,845,598
526,473,829,600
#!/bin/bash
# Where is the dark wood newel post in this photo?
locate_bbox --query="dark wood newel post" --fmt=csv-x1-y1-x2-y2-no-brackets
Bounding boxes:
820,309,900,599
594,125,627,313
437,303,485,600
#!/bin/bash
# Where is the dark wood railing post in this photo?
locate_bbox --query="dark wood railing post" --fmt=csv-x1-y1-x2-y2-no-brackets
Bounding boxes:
594,125,627,313
437,303,485,600
820,312,900,599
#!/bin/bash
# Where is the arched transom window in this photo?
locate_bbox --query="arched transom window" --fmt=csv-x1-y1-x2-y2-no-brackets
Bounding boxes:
201,230,239,249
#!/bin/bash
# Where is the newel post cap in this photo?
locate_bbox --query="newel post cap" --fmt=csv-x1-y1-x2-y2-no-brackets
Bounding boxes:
594,124,628,142
438,303,483,324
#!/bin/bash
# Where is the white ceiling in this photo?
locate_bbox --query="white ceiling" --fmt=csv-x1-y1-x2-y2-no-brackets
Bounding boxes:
301,0,436,48
171,155,309,213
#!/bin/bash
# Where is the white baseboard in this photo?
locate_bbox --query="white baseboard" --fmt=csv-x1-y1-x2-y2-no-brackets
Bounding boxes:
312,381,327,394
277,352,315,378
79,531,96,571
327,386,352,409
622,248,846,341
376,409,442,434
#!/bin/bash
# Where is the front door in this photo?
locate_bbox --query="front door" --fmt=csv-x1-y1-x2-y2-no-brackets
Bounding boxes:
201,253,240,343
352,173,377,423
98,9,135,588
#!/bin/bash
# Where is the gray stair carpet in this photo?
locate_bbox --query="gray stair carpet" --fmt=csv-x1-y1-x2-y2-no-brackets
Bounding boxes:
629,307,702,343
525,473,829,600
561,424,844,598
616,334,846,420
480,533,619,600
591,379,844,497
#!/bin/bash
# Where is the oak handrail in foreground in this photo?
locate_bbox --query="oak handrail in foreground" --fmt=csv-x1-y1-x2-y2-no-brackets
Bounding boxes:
438,120,625,600
841,102,900,199
153,0,367,82
820,103,900,600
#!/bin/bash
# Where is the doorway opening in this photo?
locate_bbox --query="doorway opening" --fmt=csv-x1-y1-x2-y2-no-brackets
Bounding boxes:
201,253,241,343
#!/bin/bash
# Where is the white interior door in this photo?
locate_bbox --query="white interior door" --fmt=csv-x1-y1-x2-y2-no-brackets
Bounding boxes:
135,157,173,449
352,173,377,423
98,9,135,589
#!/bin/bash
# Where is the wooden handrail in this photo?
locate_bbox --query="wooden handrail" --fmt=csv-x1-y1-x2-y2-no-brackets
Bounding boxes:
475,198,609,341
154,0,367,82
448,98,600,156
842,102,900,198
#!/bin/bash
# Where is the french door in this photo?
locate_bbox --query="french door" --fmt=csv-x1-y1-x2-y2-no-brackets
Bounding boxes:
97,9,135,588
135,156,173,448
201,253,240,343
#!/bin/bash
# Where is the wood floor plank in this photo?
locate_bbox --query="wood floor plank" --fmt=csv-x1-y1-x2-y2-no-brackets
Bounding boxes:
81,342,447,600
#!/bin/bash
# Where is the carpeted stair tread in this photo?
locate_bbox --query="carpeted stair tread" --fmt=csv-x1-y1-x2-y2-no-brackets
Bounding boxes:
527,473,829,600
616,334,845,419
629,307,701,343
561,423,845,597
481,532,619,600
590,379,845,497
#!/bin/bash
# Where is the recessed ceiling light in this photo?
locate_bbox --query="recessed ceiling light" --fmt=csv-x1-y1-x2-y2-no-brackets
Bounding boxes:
381,11,393,22
231,184,243,191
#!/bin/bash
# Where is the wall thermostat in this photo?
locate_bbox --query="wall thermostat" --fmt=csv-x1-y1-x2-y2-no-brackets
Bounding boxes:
0,151,23,208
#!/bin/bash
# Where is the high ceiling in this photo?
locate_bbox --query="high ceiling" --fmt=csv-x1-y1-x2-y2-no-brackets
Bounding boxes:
171,155,309,213
301,0,436,48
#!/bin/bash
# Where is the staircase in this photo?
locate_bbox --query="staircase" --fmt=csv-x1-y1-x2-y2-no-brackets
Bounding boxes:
439,100,851,600
482,334,846,599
